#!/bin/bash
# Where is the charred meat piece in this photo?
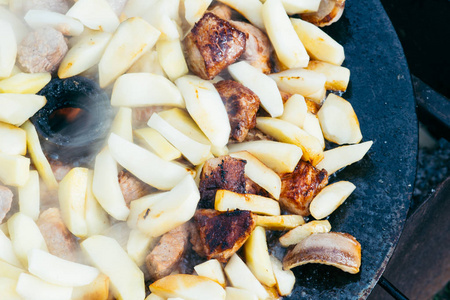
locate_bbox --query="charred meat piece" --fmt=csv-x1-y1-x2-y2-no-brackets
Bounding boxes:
199,155,247,208
0,186,13,224
146,222,190,281
37,208,79,262
229,20,272,74
191,209,256,263
280,160,328,216
118,170,155,207
214,80,260,142
184,13,246,80
18,27,68,73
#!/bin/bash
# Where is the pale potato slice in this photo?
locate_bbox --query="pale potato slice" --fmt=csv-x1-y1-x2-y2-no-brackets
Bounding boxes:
318,93,362,145
278,94,307,128
143,10,180,41
229,151,281,199
255,215,305,230
127,229,158,266
279,220,331,247
67,0,119,32
244,226,276,287
0,153,30,187
270,255,295,296
24,10,84,36
269,68,326,97
175,75,230,148
59,30,112,79
58,167,89,238
316,141,373,174
310,181,356,219
150,274,226,300
216,0,264,29
0,20,16,78
306,60,350,91
81,235,145,300
0,94,46,126
156,39,188,81
7,212,48,268
108,133,190,190
0,230,23,268
0,72,51,94
127,50,167,76
256,117,324,166
228,61,284,118
98,17,161,87
281,0,321,14
262,0,309,68
123,0,159,18
16,273,72,300
127,192,169,229
135,128,182,161
93,147,130,221
137,175,200,237
0,260,24,281
110,107,133,142
18,170,40,221
0,222,8,235
215,190,280,216
303,112,325,149
72,273,110,300
228,140,303,173
0,122,26,156
184,0,213,26
291,17,345,66
146,294,165,300
21,121,58,190
85,171,110,236
111,73,184,108
148,113,212,165
0,7,28,46
305,86,326,104
225,287,258,300
194,259,226,287
224,254,269,300
28,248,100,287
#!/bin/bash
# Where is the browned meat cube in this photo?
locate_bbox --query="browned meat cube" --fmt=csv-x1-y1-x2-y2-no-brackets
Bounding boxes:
191,209,256,263
280,160,328,216
214,80,260,142
118,170,155,207
145,222,190,281
199,156,247,208
37,208,79,262
184,13,246,80
0,185,13,224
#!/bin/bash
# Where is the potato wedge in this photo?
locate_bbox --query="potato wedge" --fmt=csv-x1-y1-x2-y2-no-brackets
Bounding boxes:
215,190,280,216
0,153,30,187
194,259,226,287
127,192,169,229
0,230,23,268
0,72,51,94
127,50,166,76
318,93,362,145
0,7,28,46
262,0,309,68
146,294,164,300
16,273,72,300
228,61,284,118
228,140,303,173
127,229,158,266
306,60,350,91
0,122,26,156
72,274,110,300
279,220,331,247
281,0,321,14
256,117,324,166
270,255,295,296
24,10,84,36
316,141,373,174
225,287,258,300
217,0,264,29
156,39,188,81
303,112,325,149
244,226,276,287
98,17,160,87
111,73,184,108
255,215,305,230
0,94,46,126
0,260,24,281
66,0,119,32
310,181,356,219
81,235,145,300
184,0,213,26
279,94,307,128
85,171,110,236
18,170,40,221
135,128,182,161
291,17,345,66
269,68,326,97
110,107,133,143
0,20,16,78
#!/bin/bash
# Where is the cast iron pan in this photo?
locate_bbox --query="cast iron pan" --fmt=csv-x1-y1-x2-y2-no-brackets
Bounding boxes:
285,0,418,299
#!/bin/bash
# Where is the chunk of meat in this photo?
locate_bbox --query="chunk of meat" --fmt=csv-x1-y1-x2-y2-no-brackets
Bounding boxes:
118,170,155,207
49,159,72,181
145,222,190,281
37,208,79,262
18,27,68,73
0,186,13,224
24,0,71,14
191,209,256,263
199,156,247,208
214,80,260,142
280,160,328,216
229,20,272,74
184,13,246,80
207,2,233,20
239,128,274,143
301,0,345,27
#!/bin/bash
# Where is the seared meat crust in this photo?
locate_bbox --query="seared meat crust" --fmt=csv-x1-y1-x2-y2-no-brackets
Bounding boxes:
214,80,260,142
184,13,246,80
191,209,256,263
280,160,328,216
118,170,155,207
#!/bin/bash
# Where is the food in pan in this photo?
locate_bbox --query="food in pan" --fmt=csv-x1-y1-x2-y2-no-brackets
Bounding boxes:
0,0,373,299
